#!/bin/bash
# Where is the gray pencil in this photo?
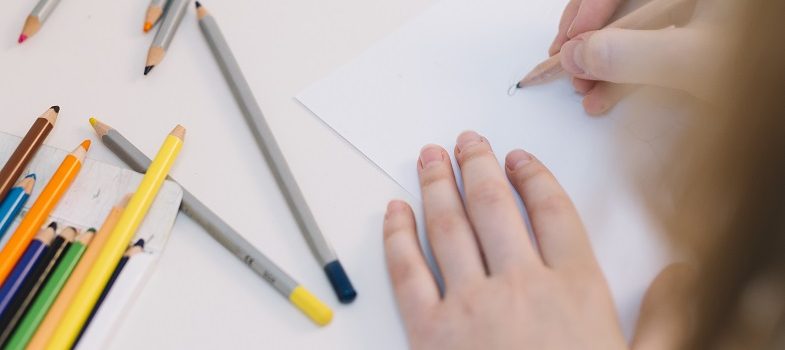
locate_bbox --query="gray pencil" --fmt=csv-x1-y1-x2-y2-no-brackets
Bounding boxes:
18,0,64,43
143,0,170,33
195,1,356,303
144,0,189,75
89,117,334,326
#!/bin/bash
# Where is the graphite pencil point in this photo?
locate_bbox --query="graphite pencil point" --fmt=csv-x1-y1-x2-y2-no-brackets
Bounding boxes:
144,66,154,75
51,105,60,113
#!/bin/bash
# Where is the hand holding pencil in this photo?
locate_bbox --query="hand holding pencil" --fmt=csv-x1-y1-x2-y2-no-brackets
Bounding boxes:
521,0,733,115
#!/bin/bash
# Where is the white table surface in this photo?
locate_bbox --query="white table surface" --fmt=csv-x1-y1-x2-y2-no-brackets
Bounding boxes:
0,0,437,348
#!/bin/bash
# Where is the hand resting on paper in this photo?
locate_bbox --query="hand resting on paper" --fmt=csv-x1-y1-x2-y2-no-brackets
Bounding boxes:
551,0,735,115
382,131,690,349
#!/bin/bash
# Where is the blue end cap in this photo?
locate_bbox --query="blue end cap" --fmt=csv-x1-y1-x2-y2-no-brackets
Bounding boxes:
324,260,357,304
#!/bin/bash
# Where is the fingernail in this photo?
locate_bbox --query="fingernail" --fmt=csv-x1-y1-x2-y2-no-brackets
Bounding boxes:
560,38,586,75
456,131,483,152
419,145,444,169
506,149,533,171
386,200,407,219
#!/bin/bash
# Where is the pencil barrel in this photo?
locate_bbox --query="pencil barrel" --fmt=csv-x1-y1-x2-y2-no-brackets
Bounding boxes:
198,15,338,265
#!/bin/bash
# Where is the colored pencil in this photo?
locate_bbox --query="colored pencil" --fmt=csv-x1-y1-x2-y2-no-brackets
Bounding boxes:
0,224,55,329
90,117,333,325
196,1,356,304
5,229,93,350
75,244,153,349
0,140,90,287
46,125,184,349
0,174,36,240
0,227,74,343
143,0,168,33
75,239,144,345
0,107,57,200
144,0,189,75
18,0,65,43
517,0,695,88
27,197,128,350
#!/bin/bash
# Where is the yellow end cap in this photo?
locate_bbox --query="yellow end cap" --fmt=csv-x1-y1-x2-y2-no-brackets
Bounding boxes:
88,117,97,126
289,286,333,326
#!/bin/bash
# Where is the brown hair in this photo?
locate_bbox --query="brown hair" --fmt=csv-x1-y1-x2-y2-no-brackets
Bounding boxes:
663,2,785,348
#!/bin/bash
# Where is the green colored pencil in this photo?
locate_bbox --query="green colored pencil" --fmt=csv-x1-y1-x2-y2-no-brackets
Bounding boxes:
4,229,94,350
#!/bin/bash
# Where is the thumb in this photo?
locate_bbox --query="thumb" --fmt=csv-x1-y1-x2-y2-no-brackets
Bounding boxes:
560,27,719,98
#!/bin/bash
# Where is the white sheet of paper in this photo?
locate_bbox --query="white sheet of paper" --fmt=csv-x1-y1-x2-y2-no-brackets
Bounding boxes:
299,0,690,336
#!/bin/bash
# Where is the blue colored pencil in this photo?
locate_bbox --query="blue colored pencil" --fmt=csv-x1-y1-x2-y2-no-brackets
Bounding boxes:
0,175,35,241
0,223,55,320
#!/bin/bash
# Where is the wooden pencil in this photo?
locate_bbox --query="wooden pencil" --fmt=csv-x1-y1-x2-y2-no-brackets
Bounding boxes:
18,0,65,43
196,1,356,304
0,106,57,201
0,224,56,330
90,116,333,325
74,239,144,345
5,229,93,350
0,227,75,344
144,0,189,75
0,140,90,287
143,0,167,33
0,175,36,241
517,0,695,88
46,125,184,349
26,197,128,350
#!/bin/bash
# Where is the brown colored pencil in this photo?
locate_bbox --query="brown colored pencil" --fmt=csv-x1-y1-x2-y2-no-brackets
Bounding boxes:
0,106,58,201
517,0,695,88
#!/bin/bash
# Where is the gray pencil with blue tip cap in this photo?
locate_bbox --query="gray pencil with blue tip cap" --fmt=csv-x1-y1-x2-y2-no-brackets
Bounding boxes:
194,1,356,303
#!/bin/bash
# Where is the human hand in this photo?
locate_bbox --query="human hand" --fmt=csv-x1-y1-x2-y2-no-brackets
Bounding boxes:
382,131,628,349
550,0,735,115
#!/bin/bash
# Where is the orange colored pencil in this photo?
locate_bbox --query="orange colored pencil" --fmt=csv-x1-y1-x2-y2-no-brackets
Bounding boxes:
25,195,129,350
0,140,90,286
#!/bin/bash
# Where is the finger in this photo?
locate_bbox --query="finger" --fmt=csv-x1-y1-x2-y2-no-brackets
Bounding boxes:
504,150,597,272
582,82,636,116
567,0,622,38
560,27,715,95
454,131,537,275
572,76,596,95
418,144,486,287
384,200,440,326
631,263,694,350
549,0,582,56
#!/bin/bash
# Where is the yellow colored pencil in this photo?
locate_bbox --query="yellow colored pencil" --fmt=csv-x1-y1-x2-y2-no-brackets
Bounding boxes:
26,196,129,350
44,125,185,350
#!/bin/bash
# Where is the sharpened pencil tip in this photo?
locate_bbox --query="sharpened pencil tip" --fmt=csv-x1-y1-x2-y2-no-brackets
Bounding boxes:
25,173,36,180
134,239,146,247
516,82,522,89
18,34,27,44
195,1,202,8
88,117,97,126
87,227,96,233
48,222,57,230
144,66,154,75
80,139,91,151
143,22,153,32
51,105,60,113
